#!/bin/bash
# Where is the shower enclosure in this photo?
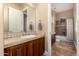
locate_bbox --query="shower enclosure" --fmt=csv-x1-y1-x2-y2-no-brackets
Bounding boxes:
56,17,73,41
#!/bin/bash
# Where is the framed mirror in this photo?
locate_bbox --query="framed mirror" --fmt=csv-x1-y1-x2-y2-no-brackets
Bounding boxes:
3,3,36,38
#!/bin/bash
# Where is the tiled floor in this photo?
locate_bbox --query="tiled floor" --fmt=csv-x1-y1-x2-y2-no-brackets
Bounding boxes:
52,40,76,56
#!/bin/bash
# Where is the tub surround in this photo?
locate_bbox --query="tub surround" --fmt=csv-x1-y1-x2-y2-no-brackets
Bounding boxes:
4,34,44,48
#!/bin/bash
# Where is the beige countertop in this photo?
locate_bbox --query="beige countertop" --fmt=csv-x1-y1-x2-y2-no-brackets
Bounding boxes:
4,35,44,48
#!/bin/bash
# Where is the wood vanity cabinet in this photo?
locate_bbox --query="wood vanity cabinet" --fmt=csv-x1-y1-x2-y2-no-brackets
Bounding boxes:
23,41,33,56
4,41,33,56
4,37,45,56
33,37,45,56
7,44,25,56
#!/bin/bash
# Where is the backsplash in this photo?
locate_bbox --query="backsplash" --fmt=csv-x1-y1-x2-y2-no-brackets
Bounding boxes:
4,32,36,39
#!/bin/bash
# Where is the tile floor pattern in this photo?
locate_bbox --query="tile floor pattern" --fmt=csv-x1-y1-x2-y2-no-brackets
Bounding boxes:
52,41,76,56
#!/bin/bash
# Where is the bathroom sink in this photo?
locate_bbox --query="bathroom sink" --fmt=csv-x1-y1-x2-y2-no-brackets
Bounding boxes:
21,35,36,39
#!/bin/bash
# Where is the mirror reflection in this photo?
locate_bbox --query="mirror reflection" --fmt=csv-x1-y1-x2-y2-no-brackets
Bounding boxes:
4,3,36,38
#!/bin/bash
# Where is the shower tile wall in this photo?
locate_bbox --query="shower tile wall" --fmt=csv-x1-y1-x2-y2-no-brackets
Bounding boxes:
56,19,66,36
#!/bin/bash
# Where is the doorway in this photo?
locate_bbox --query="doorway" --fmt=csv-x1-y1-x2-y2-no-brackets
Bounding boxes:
51,3,76,56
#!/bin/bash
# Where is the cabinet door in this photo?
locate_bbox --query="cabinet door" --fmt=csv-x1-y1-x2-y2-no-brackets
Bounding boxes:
23,42,33,56
33,39,39,56
10,44,24,56
33,37,45,56
4,47,11,56
4,42,33,56
39,37,45,55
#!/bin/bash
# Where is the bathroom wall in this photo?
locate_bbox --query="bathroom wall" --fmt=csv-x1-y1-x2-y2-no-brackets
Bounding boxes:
76,3,79,56
0,4,4,55
56,9,73,19
73,4,77,50
72,3,79,55
26,7,36,34
35,4,48,52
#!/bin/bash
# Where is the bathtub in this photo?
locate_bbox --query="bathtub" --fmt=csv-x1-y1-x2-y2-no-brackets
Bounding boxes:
56,35,67,42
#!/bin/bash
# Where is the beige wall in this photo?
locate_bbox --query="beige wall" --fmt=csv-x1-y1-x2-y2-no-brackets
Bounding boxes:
76,3,79,56
0,4,4,55
36,3,48,51
73,4,77,50
56,9,73,20
4,3,25,10
26,7,36,33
